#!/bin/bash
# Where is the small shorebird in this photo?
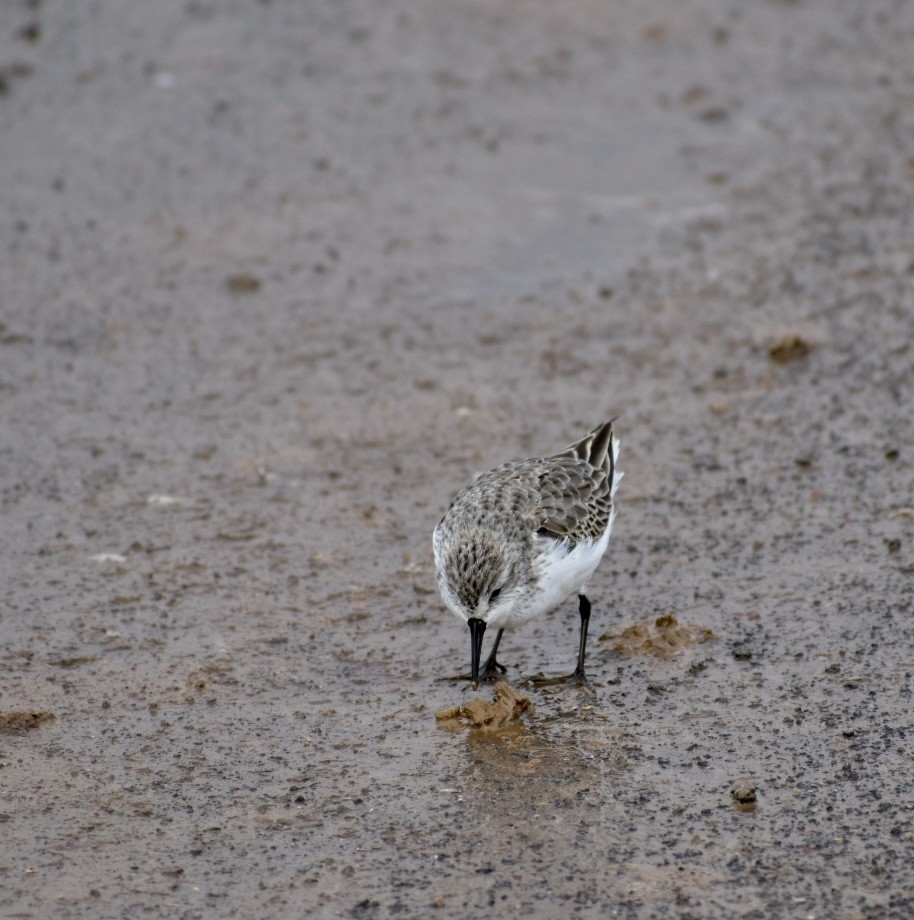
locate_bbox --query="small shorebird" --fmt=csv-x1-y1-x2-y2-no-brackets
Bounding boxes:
433,421,621,688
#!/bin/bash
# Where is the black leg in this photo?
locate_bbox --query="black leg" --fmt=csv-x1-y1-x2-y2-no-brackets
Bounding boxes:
530,594,591,686
481,628,507,678
573,594,591,679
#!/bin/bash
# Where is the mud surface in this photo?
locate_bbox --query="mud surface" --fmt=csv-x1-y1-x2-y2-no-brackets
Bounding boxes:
2,1,913,917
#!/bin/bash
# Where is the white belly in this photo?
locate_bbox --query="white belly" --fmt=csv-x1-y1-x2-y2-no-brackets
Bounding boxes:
489,523,612,629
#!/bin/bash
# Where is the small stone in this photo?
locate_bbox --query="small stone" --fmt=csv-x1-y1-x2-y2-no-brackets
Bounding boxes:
731,783,757,806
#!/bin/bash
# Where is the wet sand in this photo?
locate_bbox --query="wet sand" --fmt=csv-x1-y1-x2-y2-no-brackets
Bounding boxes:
2,1,913,917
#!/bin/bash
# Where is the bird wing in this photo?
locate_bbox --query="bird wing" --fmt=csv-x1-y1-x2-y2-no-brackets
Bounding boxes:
533,421,619,544
533,457,613,545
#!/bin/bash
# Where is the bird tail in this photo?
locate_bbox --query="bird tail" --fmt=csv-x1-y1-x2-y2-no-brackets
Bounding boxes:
556,420,623,496
610,430,623,498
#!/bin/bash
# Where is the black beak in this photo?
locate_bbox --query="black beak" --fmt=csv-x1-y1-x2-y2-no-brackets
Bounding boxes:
468,617,486,690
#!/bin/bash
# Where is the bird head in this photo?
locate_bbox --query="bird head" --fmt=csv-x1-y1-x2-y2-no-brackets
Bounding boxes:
437,532,518,624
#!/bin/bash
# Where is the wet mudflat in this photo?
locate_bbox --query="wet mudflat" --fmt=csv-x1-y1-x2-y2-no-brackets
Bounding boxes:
1,0,913,917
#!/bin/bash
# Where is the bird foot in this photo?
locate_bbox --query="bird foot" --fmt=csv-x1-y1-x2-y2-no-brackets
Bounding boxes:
526,668,588,688
437,657,507,684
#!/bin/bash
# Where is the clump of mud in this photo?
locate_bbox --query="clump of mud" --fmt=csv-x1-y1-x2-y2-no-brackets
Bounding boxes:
731,783,758,812
602,614,714,658
225,272,261,293
436,682,533,731
0,710,56,732
769,334,813,364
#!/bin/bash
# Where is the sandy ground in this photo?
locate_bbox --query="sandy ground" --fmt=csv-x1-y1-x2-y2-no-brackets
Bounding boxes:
2,0,913,917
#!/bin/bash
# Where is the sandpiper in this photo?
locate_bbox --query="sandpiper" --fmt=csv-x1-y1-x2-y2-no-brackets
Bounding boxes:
433,421,622,687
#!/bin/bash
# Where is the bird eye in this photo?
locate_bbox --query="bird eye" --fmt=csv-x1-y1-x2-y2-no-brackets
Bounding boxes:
489,588,501,603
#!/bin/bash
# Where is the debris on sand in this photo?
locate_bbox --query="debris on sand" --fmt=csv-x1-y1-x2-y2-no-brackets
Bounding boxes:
603,614,714,659
435,682,533,731
0,710,56,732
731,783,758,812
769,334,813,364
226,272,261,293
